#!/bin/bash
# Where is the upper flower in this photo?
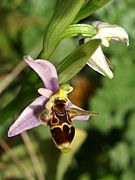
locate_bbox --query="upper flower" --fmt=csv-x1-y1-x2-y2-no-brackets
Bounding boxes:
8,55,98,152
86,21,129,79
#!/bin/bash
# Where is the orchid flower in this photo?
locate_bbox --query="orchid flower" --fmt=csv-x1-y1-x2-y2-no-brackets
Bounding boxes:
8,55,98,152
86,21,129,79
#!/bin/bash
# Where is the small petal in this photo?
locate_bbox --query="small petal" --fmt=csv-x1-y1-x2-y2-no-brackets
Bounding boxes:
38,88,53,98
67,101,98,121
8,96,47,137
92,21,129,46
24,55,59,92
87,46,113,79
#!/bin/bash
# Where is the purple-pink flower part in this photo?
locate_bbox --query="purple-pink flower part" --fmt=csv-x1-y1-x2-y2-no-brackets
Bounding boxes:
8,55,98,152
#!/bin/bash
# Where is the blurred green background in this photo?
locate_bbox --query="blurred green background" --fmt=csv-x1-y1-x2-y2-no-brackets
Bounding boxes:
0,0,135,179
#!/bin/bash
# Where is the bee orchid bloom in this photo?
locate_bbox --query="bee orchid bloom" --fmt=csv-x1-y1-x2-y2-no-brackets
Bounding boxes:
86,21,129,79
8,55,98,152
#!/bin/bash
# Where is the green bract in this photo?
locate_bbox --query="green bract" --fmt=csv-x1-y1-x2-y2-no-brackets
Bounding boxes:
59,24,97,40
74,0,111,23
40,0,86,59
58,39,101,83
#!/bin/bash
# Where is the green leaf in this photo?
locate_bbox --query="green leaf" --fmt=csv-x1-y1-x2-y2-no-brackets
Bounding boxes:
74,0,111,23
40,0,86,59
59,24,97,40
57,39,101,83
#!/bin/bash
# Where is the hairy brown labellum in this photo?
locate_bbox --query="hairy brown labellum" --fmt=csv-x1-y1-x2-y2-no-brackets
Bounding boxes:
49,99,75,152
39,98,98,152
